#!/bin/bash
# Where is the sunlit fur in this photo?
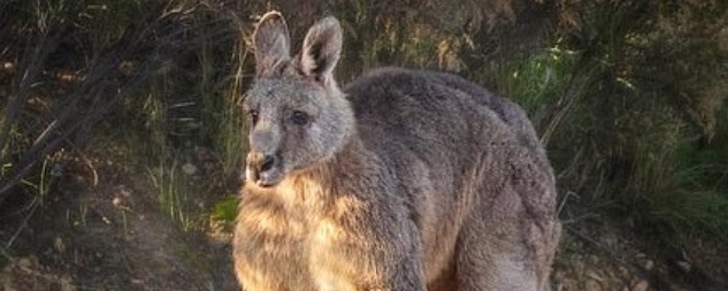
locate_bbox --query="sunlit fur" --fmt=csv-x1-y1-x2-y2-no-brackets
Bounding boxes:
234,11,561,291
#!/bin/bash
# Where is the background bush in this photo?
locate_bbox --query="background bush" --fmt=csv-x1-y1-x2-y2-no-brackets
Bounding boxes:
1,0,727,284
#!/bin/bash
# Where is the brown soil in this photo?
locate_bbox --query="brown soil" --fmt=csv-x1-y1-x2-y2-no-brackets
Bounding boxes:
0,154,238,290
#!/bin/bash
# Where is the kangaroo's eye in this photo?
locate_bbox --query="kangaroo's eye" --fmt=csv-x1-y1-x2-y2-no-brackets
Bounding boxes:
248,109,259,125
292,110,309,126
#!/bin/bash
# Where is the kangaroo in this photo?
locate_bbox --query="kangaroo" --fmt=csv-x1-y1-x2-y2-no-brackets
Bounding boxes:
234,11,561,291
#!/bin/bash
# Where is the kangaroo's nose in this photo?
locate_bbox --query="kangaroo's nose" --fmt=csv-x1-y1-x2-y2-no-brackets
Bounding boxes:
260,155,276,172
246,152,280,187
247,152,278,175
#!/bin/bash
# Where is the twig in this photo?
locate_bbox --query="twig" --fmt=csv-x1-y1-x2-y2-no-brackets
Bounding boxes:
72,147,99,187
0,243,14,262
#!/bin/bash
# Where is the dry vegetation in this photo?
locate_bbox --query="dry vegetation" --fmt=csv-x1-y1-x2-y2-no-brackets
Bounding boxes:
1,0,727,290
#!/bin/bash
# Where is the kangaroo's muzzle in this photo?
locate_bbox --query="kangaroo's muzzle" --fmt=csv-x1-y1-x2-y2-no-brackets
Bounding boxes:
246,151,282,188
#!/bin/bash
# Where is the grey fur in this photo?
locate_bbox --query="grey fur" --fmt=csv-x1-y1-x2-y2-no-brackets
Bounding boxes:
234,11,561,291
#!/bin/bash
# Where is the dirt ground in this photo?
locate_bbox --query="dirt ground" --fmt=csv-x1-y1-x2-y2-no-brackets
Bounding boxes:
0,154,722,291
0,153,238,291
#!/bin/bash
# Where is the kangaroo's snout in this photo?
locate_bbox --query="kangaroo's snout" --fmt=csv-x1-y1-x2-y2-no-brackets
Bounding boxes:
259,155,276,172
246,152,281,188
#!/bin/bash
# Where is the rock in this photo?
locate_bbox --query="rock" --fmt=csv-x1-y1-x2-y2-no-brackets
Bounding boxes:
644,259,654,271
17,257,32,268
182,163,198,175
112,197,123,207
585,278,602,291
631,279,649,291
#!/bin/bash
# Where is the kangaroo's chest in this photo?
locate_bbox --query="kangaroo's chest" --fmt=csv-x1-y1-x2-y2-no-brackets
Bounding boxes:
234,193,336,290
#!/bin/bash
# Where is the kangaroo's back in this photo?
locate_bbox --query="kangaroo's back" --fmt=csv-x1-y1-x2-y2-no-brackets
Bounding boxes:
345,67,548,176
346,67,539,147
344,67,560,290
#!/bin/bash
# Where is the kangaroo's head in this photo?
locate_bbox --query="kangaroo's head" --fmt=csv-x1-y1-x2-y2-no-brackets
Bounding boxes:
244,12,354,188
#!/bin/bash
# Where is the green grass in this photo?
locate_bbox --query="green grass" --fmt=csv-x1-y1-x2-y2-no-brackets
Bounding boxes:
211,195,239,223
147,160,194,231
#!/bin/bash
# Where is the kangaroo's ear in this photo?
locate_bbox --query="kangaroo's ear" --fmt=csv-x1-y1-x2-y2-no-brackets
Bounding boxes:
253,11,291,75
299,16,342,84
